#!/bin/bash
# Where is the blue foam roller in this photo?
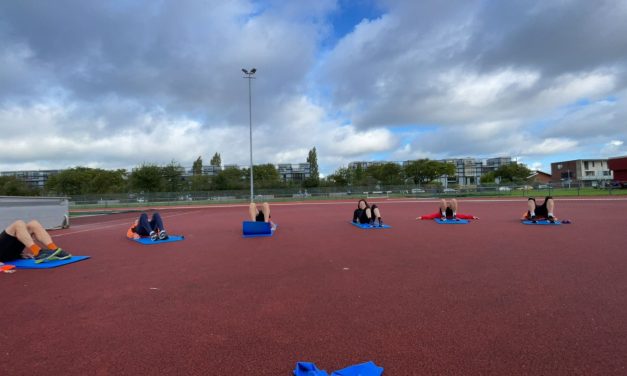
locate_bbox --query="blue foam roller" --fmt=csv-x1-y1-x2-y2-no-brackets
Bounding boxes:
243,221,276,238
434,218,469,224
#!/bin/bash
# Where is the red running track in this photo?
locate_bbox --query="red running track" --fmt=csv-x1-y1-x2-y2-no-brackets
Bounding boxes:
2,198,627,375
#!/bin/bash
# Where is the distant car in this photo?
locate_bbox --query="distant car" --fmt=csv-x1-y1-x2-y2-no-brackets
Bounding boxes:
537,184,551,189
516,185,533,190
442,188,457,193
498,186,511,191
411,188,425,193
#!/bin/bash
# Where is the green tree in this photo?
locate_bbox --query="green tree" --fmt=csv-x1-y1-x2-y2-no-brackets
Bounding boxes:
88,169,127,193
403,159,456,185
327,167,353,186
45,167,127,195
212,167,245,190
0,176,38,196
242,164,281,188
366,163,403,185
480,171,496,184
352,165,372,186
162,160,185,192
494,163,532,183
190,175,211,191
192,156,203,175
210,152,221,167
130,164,164,192
304,147,319,187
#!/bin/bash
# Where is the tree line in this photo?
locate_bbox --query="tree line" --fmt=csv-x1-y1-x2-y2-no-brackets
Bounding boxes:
1,149,532,196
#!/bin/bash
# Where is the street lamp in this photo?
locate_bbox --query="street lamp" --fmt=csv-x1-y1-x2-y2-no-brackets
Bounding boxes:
242,68,256,202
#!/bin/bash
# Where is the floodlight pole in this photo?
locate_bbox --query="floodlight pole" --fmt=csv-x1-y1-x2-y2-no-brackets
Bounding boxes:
242,68,256,203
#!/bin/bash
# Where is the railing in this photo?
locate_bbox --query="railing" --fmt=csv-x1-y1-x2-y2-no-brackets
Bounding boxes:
64,183,627,210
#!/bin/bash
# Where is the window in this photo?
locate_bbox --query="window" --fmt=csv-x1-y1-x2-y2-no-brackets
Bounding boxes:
603,171,611,176
585,171,594,176
584,161,589,169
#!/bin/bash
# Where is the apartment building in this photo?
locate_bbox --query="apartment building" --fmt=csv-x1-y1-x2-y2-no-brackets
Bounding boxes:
551,159,612,186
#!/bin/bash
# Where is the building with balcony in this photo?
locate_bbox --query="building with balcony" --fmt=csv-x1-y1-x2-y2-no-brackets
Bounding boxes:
551,159,612,186
277,163,311,182
0,170,62,189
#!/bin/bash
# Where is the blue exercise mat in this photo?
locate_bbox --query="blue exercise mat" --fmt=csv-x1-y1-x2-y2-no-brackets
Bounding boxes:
434,218,469,224
132,235,185,244
294,361,383,376
243,221,277,238
294,362,328,376
333,361,384,376
522,220,561,225
350,221,391,229
5,256,90,269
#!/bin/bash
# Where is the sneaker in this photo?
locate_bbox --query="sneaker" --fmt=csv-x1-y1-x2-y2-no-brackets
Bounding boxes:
34,248,62,264
547,215,556,223
50,248,72,260
369,219,375,227
150,231,158,241
440,216,447,221
378,219,384,227
158,230,169,240
529,215,537,223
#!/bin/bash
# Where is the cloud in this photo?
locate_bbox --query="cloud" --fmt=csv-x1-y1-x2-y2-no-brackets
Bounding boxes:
1,0,627,176
601,140,626,157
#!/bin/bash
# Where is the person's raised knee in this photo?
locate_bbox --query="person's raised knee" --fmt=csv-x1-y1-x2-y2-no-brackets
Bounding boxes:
13,220,27,228
26,220,41,229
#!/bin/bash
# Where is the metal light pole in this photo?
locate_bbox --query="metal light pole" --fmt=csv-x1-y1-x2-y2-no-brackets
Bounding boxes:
242,68,256,203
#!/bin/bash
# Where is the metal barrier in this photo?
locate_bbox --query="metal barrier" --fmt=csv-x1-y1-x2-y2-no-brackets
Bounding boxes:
0,196,70,230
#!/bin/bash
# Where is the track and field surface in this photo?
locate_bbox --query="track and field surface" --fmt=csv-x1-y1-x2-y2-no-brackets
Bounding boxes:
2,198,627,375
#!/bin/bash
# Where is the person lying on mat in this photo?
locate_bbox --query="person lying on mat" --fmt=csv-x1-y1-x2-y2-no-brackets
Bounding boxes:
127,212,168,241
0,220,72,264
249,202,276,229
352,199,384,227
416,198,479,221
523,196,556,223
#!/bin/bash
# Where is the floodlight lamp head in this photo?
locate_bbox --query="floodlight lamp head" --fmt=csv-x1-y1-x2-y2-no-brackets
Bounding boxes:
242,68,249,74
250,68,256,74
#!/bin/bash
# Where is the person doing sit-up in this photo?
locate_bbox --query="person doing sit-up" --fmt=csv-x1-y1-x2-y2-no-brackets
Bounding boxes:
416,198,479,221
352,199,384,227
0,220,72,263
523,196,556,223
127,212,168,241
249,202,276,229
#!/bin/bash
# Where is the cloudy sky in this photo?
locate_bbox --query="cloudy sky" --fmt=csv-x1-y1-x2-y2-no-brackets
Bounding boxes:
1,0,626,175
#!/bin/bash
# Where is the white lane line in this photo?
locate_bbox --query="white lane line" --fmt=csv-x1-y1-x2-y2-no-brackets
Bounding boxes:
54,210,201,237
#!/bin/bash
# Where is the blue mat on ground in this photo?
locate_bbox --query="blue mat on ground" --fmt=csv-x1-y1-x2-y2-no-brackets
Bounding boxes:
522,220,561,225
294,361,383,376
5,256,90,269
242,221,277,238
132,235,185,244
434,218,469,224
350,221,391,229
